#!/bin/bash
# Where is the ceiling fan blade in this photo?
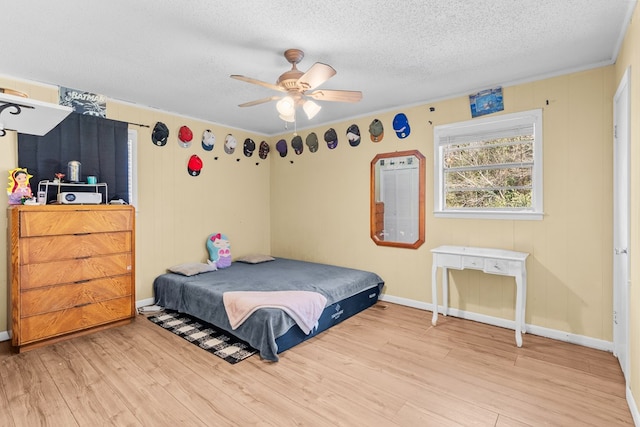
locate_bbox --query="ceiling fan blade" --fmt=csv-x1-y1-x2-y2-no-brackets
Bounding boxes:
297,63,336,91
238,96,281,107
307,89,362,103
230,75,286,92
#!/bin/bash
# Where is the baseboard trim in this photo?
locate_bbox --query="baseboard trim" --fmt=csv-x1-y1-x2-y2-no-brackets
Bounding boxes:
629,387,640,427
0,295,620,353
378,294,614,352
136,297,156,309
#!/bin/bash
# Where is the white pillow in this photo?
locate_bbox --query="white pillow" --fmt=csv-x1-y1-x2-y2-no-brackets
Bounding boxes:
235,254,275,264
168,261,217,276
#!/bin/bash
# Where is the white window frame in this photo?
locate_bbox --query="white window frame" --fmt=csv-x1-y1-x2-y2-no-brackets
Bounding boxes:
127,129,138,208
433,109,543,220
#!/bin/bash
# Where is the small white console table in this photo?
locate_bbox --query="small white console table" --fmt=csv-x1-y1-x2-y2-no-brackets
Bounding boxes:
430,245,529,347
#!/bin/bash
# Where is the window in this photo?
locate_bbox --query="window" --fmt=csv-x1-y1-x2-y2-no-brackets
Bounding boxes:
127,129,138,207
18,114,134,205
434,109,543,220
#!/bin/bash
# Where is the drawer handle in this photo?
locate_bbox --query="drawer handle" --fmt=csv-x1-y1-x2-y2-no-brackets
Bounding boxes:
74,279,90,284
493,263,501,270
73,233,91,236
75,302,91,308
75,255,91,260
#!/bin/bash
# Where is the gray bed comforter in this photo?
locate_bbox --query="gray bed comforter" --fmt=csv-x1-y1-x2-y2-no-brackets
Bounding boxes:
153,257,384,361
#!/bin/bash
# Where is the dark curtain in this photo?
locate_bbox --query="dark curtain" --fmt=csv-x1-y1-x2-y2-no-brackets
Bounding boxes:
18,113,129,203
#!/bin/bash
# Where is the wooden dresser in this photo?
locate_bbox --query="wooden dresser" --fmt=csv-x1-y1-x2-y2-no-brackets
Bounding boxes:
7,204,135,352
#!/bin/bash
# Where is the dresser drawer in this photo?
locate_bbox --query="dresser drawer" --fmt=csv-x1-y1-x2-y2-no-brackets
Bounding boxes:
21,275,132,316
21,253,132,290
483,258,510,275
20,208,132,237
18,297,134,344
20,232,131,264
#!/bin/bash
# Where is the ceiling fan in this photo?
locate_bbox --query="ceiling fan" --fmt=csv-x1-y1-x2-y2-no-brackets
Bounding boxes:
230,49,362,122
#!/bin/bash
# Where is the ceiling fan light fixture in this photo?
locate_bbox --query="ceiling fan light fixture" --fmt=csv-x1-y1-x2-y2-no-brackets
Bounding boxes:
279,112,296,123
276,96,295,116
303,99,321,120
231,49,361,126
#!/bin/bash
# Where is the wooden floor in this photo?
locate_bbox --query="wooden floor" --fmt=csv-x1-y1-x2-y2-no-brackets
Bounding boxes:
0,303,633,426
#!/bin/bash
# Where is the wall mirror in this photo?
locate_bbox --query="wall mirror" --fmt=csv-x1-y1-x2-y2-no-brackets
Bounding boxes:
370,150,425,249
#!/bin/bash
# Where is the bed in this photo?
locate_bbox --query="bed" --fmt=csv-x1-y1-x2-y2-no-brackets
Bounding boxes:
153,257,385,361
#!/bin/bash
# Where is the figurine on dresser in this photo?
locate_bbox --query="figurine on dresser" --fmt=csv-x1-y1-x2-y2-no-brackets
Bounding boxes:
7,167,34,205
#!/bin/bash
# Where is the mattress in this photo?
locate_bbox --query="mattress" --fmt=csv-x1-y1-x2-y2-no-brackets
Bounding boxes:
153,257,384,361
275,282,382,354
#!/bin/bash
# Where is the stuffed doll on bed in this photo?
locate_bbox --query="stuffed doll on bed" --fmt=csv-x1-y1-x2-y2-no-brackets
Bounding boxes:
207,232,231,269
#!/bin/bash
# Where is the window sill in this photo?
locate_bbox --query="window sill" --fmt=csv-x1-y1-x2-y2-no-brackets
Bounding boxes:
434,210,544,221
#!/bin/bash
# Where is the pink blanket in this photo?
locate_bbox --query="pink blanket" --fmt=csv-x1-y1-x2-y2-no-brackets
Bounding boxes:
223,291,328,335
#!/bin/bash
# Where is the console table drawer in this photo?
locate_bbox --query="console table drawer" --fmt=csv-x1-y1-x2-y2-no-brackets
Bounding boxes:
483,258,510,275
435,253,462,269
462,256,484,269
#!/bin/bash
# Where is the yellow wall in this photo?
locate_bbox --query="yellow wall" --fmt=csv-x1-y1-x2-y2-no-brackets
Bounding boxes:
271,66,615,341
614,2,640,416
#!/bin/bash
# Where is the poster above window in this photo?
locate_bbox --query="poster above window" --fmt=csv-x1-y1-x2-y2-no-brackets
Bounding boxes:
59,86,106,117
469,86,504,118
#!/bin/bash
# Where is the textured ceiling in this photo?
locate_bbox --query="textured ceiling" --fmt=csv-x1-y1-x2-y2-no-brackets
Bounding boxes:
1,0,636,135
